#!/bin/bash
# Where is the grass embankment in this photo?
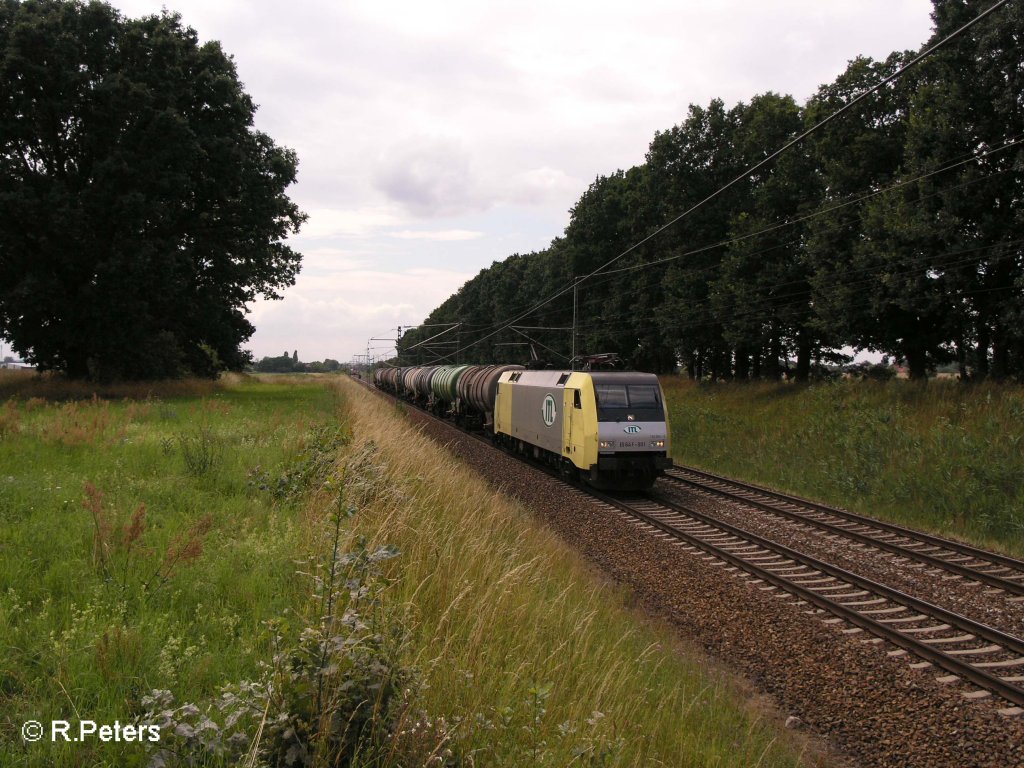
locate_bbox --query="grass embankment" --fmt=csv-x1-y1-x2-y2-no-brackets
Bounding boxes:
1,373,811,767
662,377,1024,557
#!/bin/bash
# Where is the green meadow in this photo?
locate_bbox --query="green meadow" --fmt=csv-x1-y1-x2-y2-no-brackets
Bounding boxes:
0,373,809,767
1,375,346,766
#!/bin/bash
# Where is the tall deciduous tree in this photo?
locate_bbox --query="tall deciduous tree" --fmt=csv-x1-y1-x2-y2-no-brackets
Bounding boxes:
803,53,941,379
647,99,742,378
899,0,1024,379
0,0,305,380
714,92,824,381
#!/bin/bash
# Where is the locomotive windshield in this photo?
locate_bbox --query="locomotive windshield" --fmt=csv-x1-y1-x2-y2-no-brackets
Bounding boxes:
593,382,664,422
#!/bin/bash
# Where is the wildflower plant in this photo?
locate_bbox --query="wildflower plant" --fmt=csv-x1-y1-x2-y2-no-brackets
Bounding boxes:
140,500,409,768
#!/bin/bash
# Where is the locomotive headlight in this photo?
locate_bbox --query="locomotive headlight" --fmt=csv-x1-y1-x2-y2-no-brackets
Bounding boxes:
650,440,665,448
599,440,614,449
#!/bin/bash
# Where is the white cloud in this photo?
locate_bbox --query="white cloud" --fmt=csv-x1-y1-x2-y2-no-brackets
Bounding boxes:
505,167,581,207
246,265,474,363
294,207,404,240
373,136,487,217
389,229,484,241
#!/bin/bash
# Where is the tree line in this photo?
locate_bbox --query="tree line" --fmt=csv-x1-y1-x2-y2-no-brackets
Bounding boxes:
399,0,1023,381
253,351,342,374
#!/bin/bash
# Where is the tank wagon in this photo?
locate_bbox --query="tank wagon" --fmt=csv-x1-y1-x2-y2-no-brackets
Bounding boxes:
456,364,524,428
430,364,470,414
409,366,439,405
373,366,404,393
373,364,671,490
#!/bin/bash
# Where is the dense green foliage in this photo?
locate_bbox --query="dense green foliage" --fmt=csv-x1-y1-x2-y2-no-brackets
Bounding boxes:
253,352,342,373
663,377,1024,556
0,0,305,381
400,0,1023,381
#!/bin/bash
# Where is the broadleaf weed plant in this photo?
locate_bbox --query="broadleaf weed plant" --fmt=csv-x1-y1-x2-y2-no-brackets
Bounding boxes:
140,496,412,768
248,424,352,502
177,424,221,477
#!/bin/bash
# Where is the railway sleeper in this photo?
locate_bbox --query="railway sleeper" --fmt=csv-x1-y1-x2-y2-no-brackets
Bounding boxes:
942,644,1003,656
875,613,930,624
921,634,977,645
901,623,952,634
806,584,856,594
972,657,1024,668
834,595,881,605
860,605,908,616
824,590,870,599
790,576,839,586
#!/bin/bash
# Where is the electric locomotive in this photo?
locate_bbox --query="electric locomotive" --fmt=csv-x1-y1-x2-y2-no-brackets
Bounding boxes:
493,369,672,490
374,363,673,490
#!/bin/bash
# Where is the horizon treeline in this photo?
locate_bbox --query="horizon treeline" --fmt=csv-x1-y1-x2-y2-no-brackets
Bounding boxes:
253,351,343,373
397,1,1022,381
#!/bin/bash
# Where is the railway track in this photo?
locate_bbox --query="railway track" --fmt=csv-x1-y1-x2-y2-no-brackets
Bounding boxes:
663,465,1024,598
361,378,1024,713
589,487,1024,714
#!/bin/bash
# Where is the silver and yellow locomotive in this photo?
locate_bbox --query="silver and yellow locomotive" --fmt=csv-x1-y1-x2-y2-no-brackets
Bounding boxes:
493,369,671,490
374,364,672,490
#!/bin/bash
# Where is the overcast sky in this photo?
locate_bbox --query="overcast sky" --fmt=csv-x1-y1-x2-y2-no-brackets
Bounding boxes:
109,0,936,364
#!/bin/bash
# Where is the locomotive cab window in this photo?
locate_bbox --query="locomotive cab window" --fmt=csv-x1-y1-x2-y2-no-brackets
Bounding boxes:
594,382,664,422
573,389,582,409
627,385,660,408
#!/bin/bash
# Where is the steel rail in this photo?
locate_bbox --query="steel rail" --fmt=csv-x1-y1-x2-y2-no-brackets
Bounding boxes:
590,488,1024,708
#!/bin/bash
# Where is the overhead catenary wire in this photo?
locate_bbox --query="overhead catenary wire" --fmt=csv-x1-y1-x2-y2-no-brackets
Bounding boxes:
403,152,1021,354
504,136,1024,329
423,0,1013,359
573,163,1022,315
573,239,1024,343
591,135,1024,280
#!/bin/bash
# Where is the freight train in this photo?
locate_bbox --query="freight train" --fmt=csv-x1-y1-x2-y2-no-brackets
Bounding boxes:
373,364,672,490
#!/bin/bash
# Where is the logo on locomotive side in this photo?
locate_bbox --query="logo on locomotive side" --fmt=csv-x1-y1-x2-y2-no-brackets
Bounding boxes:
623,425,642,434
542,395,557,426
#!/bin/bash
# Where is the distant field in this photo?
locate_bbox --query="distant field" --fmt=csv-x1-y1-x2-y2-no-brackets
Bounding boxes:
662,377,1024,557
0,374,810,767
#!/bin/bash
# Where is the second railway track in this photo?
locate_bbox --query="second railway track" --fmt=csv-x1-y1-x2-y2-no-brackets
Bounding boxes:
664,465,1024,598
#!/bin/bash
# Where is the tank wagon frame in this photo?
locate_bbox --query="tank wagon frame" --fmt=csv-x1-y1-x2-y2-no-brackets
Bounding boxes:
373,364,672,490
